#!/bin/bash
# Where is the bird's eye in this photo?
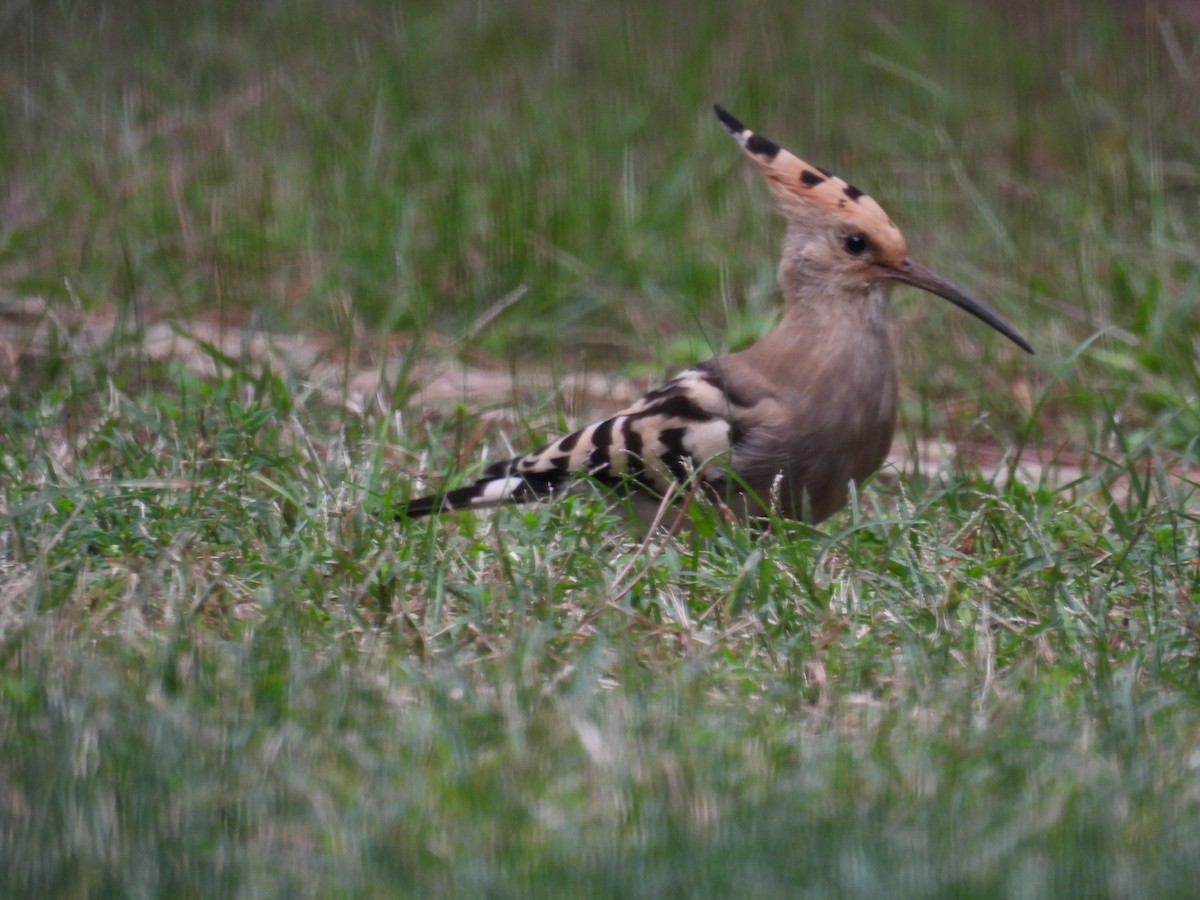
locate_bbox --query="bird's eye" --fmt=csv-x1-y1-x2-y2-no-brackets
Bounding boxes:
843,233,869,256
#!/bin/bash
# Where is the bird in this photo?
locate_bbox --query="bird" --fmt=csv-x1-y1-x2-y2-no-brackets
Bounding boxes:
398,105,1032,525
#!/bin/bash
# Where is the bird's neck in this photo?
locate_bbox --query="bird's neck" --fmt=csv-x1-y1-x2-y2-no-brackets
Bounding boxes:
772,279,892,348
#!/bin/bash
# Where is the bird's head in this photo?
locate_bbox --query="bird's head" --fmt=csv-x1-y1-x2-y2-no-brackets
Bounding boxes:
714,104,1032,354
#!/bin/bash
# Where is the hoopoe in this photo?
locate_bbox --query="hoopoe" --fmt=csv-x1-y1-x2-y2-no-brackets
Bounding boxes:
399,105,1032,524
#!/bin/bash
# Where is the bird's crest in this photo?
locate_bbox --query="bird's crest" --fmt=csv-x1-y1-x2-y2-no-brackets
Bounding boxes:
714,104,909,265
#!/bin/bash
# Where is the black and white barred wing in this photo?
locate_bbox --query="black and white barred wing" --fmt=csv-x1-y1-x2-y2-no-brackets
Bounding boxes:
399,364,748,518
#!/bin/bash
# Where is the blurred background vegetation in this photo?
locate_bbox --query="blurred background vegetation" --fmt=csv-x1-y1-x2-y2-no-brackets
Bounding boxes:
3,1,1197,403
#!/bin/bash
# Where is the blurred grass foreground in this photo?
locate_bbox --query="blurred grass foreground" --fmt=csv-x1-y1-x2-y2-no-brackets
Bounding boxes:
1,1,1199,896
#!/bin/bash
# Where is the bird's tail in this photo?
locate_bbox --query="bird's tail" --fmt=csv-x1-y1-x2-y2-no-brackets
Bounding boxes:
396,459,568,518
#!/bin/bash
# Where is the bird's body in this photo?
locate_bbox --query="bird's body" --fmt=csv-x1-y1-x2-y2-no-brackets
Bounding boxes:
400,106,1032,524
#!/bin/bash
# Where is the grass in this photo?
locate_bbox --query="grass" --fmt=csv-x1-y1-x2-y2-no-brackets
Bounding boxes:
2,0,1200,895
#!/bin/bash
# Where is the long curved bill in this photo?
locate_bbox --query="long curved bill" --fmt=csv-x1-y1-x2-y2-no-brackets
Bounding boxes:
883,258,1033,354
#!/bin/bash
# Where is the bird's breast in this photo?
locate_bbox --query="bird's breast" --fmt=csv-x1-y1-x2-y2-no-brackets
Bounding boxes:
741,320,898,521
